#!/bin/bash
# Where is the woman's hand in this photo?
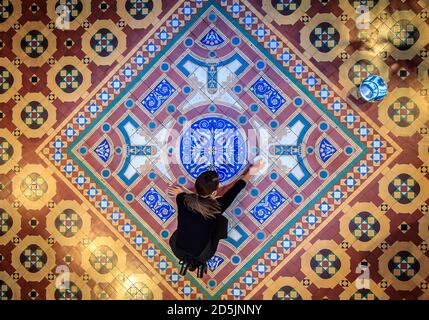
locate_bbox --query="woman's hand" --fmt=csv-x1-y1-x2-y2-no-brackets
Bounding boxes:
167,185,185,198
241,159,265,182
248,159,265,175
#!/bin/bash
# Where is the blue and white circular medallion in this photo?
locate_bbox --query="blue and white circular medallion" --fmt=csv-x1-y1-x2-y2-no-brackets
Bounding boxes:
179,116,247,183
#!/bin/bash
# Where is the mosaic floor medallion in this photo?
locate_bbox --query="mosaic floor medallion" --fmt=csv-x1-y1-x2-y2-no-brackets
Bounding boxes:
1,0,428,302
37,0,403,300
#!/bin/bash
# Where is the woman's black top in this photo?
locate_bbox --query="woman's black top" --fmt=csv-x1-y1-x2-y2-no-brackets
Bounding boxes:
175,179,246,257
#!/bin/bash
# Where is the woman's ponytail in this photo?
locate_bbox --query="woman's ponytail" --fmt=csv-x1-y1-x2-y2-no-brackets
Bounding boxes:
183,193,221,219
183,171,222,219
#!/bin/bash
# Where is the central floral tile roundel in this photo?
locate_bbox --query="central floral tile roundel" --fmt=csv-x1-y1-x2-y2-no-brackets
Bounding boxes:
180,116,247,183
43,0,393,299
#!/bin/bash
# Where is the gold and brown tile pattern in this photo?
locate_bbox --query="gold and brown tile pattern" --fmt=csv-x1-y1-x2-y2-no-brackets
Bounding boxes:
0,0,428,300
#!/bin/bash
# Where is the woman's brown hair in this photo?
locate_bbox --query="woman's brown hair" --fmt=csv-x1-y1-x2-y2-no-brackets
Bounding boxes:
183,171,222,219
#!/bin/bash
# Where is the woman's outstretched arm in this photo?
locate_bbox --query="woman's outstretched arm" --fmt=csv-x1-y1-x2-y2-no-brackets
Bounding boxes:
217,160,264,211
217,179,247,212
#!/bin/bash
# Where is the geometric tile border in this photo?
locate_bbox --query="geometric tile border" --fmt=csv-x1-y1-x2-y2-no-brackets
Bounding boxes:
38,0,401,299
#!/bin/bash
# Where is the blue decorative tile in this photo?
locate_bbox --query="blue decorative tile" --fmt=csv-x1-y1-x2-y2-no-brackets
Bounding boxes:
141,187,175,222
116,115,158,186
53,151,63,162
306,214,318,226
86,103,99,115
231,286,243,298
169,17,182,30
255,262,267,276
179,116,247,183
133,234,144,247
275,114,312,187
267,39,279,51
158,258,169,271
53,139,63,150
207,255,225,272
181,4,193,16
177,53,248,95
122,223,133,235
75,175,86,187
181,285,193,296
371,151,382,163
145,246,158,258
306,75,317,87
95,138,111,162
293,63,304,75
250,77,286,113
145,41,158,54
110,211,121,222
225,224,249,248
372,138,382,149
141,79,176,114
318,201,331,214
318,87,330,100
332,100,343,111
250,188,287,224
358,125,369,137
243,274,255,286
345,112,356,124
65,127,76,138
267,249,279,263
157,29,170,41
98,198,110,210
357,163,369,176
274,145,300,156
231,2,241,14
99,90,111,103
87,186,98,199
133,54,145,66
127,145,152,156
331,189,344,201
122,66,134,78
169,272,181,284
200,28,224,47
319,138,337,162
292,225,304,238
243,14,254,27
76,114,87,127
111,79,122,91
255,27,266,39
345,176,356,188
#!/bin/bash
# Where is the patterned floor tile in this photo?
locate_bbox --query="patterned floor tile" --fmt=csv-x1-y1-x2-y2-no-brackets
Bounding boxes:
0,0,428,300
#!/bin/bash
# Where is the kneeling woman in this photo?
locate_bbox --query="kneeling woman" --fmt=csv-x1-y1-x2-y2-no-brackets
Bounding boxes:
168,162,263,277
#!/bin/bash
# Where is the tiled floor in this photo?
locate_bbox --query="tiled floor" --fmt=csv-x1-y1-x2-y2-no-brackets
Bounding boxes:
0,0,428,300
